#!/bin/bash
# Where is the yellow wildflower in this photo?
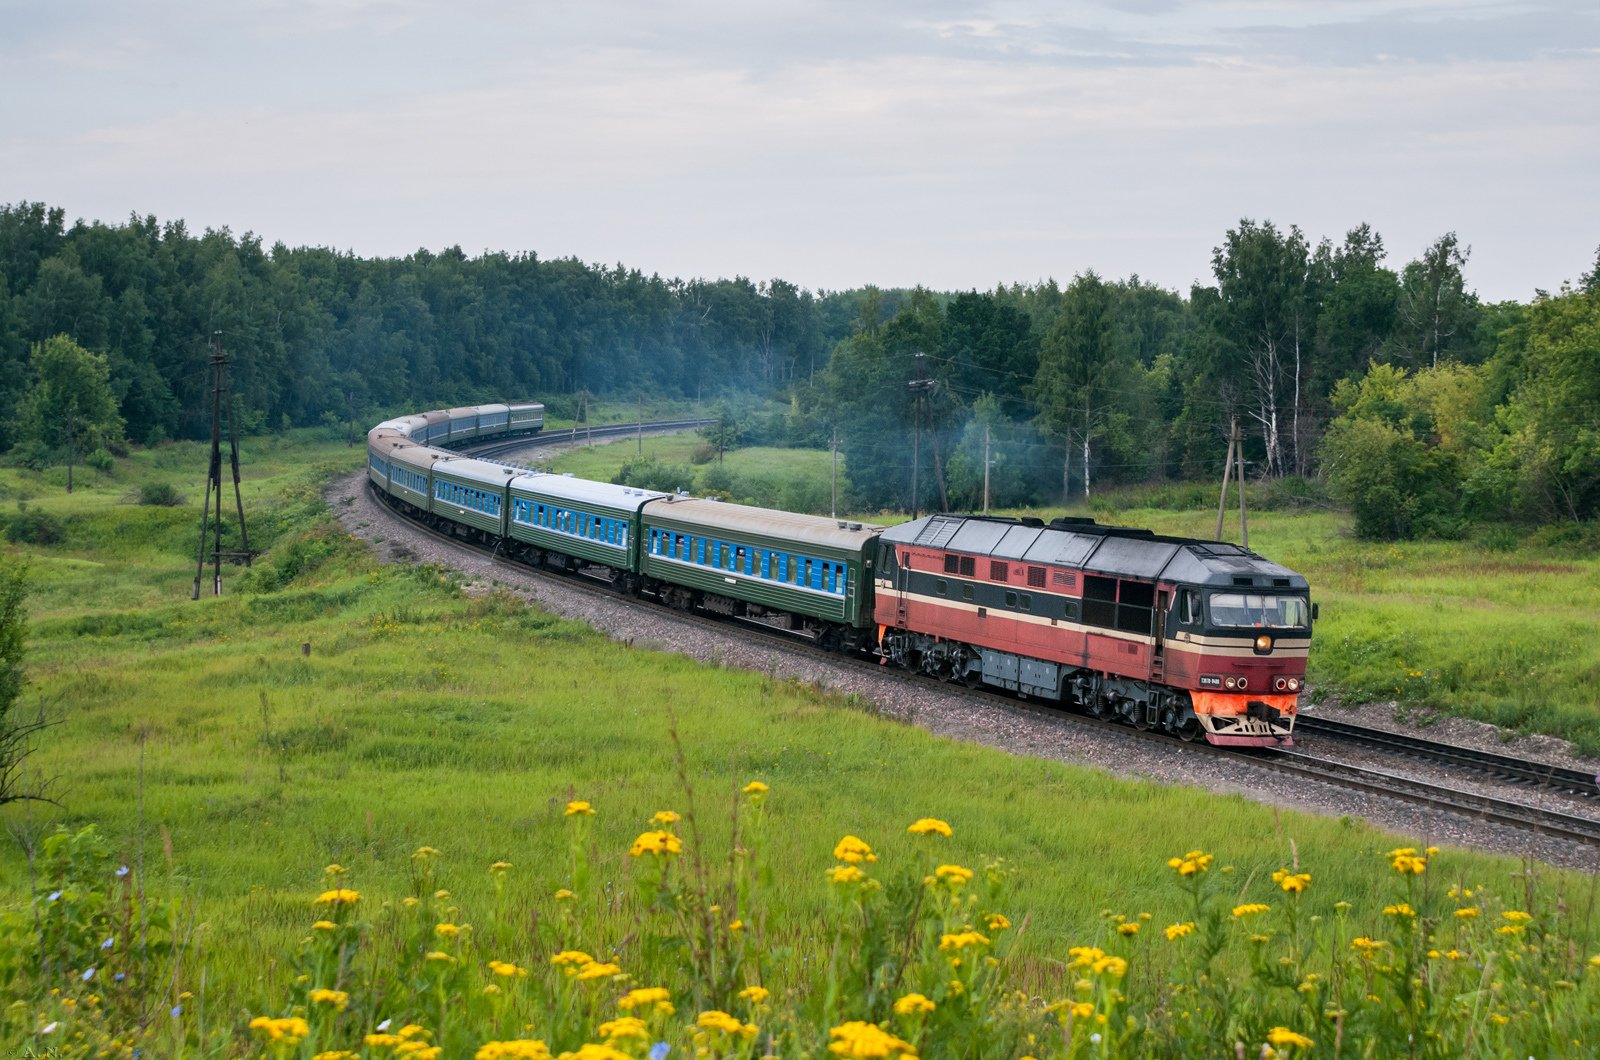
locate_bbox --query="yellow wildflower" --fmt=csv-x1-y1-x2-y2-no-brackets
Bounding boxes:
629,830,683,857
249,1017,310,1045
826,1021,917,1058
1502,910,1532,924
576,961,622,981
315,1052,358,1060
1232,903,1270,919
742,780,768,796
987,913,1012,931
696,1011,748,1036
474,1043,552,1060
650,810,681,825
935,864,973,886
552,949,594,968
1383,903,1416,918
314,889,361,907
738,985,770,1004
1496,925,1525,936
565,801,595,817
729,919,745,932
560,1047,631,1060
488,960,528,978
617,987,671,1011
398,1026,430,1041
1387,848,1427,875
323,864,345,877
1455,908,1480,919
826,864,867,885
1350,937,1388,954
1165,922,1196,941
489,861,513,874
1117,922,1140,936
425,951,455,965
939,930,990,951
312,920,338,932
907,818,953,837
412,846,441,860
833,835,877,864
1267,1027,1315,1049
1092,955,1128,977
435,923,461,938
553,889,575,902
1166,850,1214,876
309,988,349,1011
597,1017,647,1041
1271,868,1311,893
893,992,935,1015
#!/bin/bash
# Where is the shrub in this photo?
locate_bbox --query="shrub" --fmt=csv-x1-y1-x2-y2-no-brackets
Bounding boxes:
4,509,65,546
137,482,184,507
615,456,694,494
83,447,115,472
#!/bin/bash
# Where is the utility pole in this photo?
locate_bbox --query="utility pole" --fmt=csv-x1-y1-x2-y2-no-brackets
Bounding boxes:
982,425,991,516
1215,419,1236,541
191,333,252,599
908,352,937,520
830,426,839,519
64,409,76,494
636,395,643,456
1236,420,1250,549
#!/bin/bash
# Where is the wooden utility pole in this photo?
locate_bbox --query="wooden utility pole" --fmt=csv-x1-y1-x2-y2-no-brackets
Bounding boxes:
64,410,76,494
1236,419,1250,549
982,425,991,515
1214,419,1236,541
830,426,839,519
191,334,252,599
907,353,936,519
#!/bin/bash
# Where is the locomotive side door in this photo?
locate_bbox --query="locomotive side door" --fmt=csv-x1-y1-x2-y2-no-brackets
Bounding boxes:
894,551,910,628
1150,588,1171,682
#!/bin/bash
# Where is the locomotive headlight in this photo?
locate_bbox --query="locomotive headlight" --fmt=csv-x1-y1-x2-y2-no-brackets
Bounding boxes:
1288,677,1301,692
1254,634,1273,652
1224,676,1238,690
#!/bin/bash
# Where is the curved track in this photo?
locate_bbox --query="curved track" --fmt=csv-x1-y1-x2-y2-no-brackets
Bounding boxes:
372,423,1600,851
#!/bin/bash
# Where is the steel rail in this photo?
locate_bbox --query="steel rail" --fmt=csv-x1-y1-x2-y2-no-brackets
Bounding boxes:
455,419,717,461
1297,715,1598,799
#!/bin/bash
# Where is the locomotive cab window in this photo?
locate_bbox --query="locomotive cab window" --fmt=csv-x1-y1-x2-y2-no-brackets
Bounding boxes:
1208,592,1309,630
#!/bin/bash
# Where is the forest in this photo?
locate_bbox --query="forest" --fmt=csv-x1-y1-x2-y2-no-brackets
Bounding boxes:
1,200,1595,538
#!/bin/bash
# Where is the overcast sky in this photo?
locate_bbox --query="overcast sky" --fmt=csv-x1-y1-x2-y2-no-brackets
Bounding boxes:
4,1,1596,301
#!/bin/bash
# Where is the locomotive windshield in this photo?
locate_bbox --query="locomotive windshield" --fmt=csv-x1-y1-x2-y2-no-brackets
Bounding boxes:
1208,592,1310,630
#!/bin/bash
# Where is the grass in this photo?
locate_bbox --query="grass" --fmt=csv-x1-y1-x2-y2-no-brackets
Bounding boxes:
2,432,1593,1031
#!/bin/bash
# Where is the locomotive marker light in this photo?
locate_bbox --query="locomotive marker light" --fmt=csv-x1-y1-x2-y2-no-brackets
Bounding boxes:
1255,634,1273,652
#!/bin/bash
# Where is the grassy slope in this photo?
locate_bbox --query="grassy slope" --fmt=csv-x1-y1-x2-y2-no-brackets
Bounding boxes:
0,433,1593,1013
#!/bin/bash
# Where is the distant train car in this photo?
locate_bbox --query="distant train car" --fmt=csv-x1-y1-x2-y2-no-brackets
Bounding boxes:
638,497,883,651
507,402,545,436
873,515,1308,746
387,442,444,512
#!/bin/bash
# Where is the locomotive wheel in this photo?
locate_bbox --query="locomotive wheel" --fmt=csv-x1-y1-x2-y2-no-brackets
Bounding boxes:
1176,717,1201,742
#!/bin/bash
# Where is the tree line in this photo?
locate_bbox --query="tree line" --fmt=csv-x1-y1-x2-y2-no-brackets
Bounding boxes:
2,201,1595,537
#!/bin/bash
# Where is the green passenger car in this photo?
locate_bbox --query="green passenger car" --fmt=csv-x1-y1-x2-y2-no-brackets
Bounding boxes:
507,474,666,569
639,496,883,628
429,457,518,538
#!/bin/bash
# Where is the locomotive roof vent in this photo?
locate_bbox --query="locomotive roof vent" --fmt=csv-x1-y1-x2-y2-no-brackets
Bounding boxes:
837,520,848,529
1021,517,1044,528
1274,578,1291,587
849,522,863,531
1232,576,1254,586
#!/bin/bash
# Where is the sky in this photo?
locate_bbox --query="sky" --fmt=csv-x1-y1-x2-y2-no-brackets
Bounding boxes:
3,1,1597,302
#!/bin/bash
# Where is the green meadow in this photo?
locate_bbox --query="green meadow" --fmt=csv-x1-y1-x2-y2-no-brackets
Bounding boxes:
0,431,1596,1050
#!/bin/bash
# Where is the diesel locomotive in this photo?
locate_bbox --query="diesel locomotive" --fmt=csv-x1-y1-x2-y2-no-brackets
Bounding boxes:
367,402,1313,747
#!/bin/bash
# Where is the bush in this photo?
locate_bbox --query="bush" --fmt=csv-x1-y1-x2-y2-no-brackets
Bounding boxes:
84,447,114,473
614,456,694,494
690,442,718,465
137,482,184,507
4,509,65,546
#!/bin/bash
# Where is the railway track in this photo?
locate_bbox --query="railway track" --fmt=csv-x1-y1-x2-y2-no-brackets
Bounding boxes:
364,422,1600,851
461,418,716,461
1297,714,1599,799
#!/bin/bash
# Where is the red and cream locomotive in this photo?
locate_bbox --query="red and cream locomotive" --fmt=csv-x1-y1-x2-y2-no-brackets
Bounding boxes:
872,515,1312,746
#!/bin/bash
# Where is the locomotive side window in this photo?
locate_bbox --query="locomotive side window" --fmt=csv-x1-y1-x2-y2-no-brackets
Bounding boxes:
961,585,974,601
958,556,975,577
944,555,959,574
936,579,947,596
990,561,1009,581
1027,566,1046,588
1082,575,1118,628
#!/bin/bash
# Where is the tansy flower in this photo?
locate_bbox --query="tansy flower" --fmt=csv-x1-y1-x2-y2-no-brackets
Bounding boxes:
1165,922,1196,941
323,864,345,877
1383,904,1416,918
425,951,456,965
488,960,528,978
576,961,622,981
893,993,935,1016
826,1021,916,1058
1117,922,1140,936
1272,869,1311,894
729,919,745,932
435,923,461,938
249,1017,310,1044
1267,1027,1315,1049
738,985,770,1004
312,920,338,932
1232,903,1270,919
651,810,681,825
489,861,512,874
833,835,877,864
629,830,683,857
987,913,1012,931
552,950,595,968
939,930,990,951
826,865,867,885
742,781,768,796
1455,908,1480,919
1387,848,1427,875
565,801,595,817
1166,850,1213,876
412,846,441,861
597,1017,647,1041
935,864,973,886
1502,910,1532,924
309,989,349,1011
553,889,575,902
907,818,953,837
314,889,361,907
617,987,672,1014
1068,946,1106,968
1350,937,1388,954
473,1042,552,1060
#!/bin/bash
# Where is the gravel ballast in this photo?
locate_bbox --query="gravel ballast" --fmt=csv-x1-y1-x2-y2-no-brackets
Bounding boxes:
328,468,1600,873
